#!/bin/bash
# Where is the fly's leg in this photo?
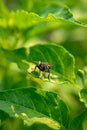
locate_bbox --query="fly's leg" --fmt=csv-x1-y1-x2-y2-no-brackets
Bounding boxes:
48,71,50,81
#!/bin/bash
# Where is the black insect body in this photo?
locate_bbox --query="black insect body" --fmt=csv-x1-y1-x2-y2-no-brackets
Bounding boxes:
34,61,53,80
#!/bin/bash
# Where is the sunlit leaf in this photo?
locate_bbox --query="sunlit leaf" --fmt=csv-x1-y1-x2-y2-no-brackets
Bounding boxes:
0,5,85,29
0,44,76,83
28,44,76,83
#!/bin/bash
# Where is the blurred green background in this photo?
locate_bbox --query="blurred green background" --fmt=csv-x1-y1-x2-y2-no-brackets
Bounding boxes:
0,0,87,130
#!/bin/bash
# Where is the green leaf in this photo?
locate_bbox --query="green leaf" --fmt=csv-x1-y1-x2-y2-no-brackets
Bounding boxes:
69,110,87,130
0,5,85,29
72,89,87,130
0,4,86,47
80,89,87,107
0,47,29,70
28,44,76,83
0,44,76,83
0,87,69,129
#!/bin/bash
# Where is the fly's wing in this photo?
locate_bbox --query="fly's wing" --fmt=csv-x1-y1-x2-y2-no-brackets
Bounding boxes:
33,61,40,64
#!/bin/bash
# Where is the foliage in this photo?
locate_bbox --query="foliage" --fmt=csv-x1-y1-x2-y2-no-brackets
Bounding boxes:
0,0,87,130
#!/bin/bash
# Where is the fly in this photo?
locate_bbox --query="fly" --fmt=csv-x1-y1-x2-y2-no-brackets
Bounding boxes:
34,61,53,80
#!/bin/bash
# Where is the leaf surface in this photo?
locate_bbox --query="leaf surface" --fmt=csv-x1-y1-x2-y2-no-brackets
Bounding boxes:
0,47,29,70
0,5,85,29
28,44,76,83
70,89,87,130
0,44,76,83
69,109,87,130
0,87,69,129
80,89,87,107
